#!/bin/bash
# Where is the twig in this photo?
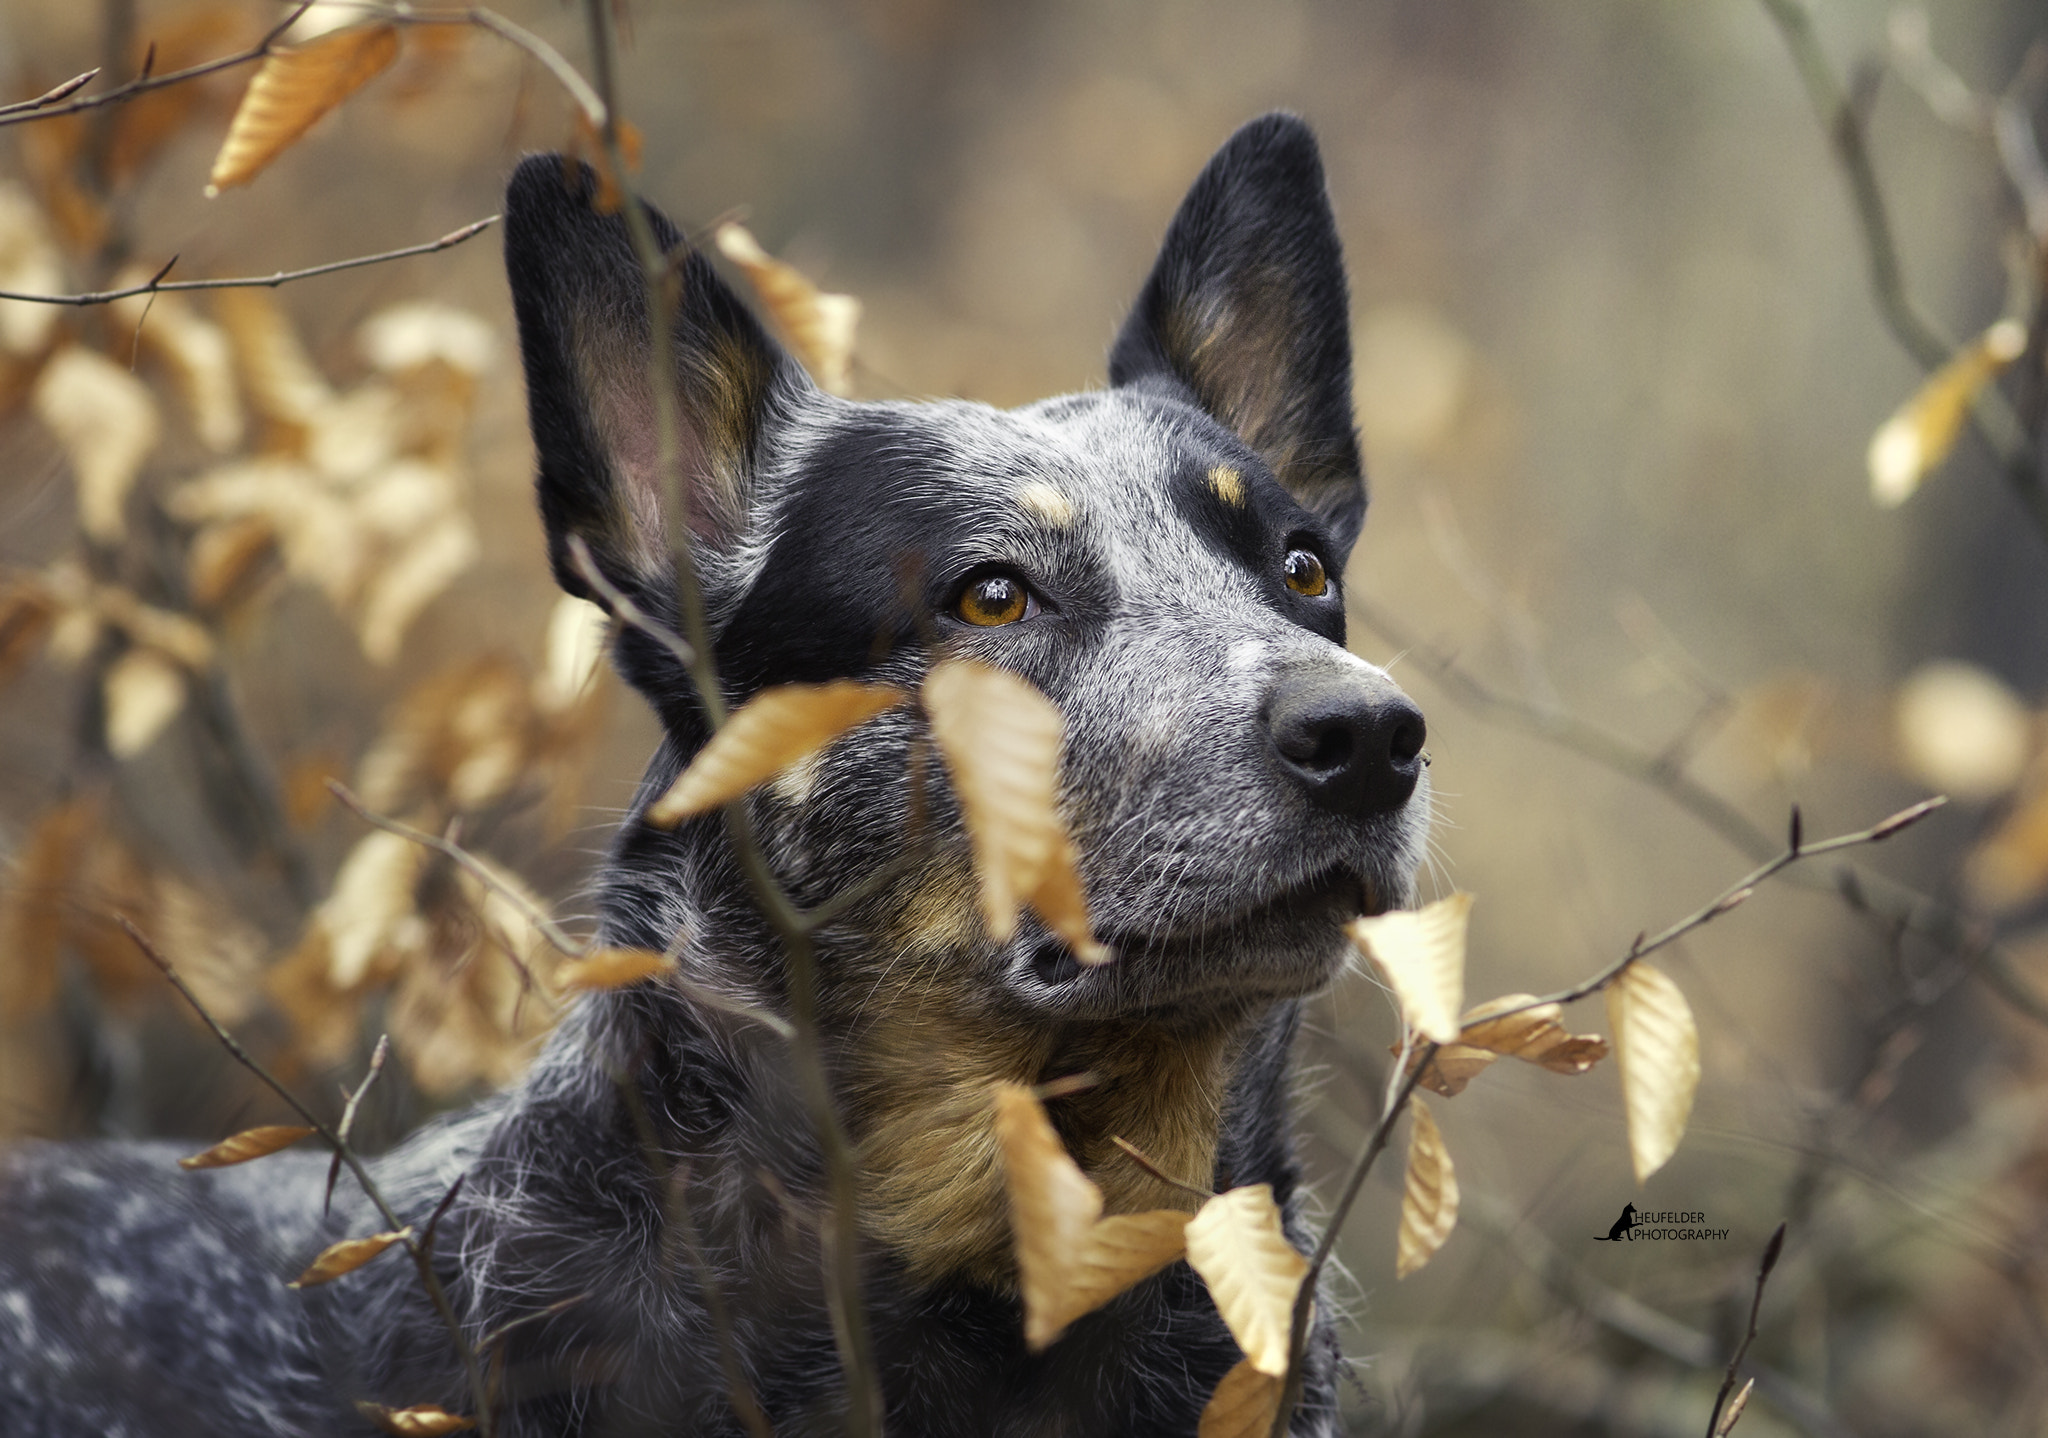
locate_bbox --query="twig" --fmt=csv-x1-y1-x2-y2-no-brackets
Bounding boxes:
0,4,313,132
1110,1135,1216,1202
119,917,495,1436
0,68,100,119
1758,0,1950,369
326,1033,390,1215
0,217,498,306
1528,798,1944,1013
1269,1049,1434,1438
1708,1223,1788,1437
1270,800,1937,1436
1758,0,2048,538
1349,598,2048,1027
567,535,696,678
574,6,883,1431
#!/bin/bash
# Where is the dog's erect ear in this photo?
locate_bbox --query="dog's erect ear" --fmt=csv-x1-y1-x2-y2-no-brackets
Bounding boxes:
503,156,806,604
1109,113,1366,553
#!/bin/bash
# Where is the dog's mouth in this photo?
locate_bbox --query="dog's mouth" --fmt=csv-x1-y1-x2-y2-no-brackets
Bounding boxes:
1025,863,1388,994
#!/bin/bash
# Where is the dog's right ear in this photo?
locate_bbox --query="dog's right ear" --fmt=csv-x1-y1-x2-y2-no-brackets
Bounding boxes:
503,156,807,609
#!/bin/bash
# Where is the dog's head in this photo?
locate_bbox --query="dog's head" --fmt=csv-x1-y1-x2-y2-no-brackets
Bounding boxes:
504,115,1428,1026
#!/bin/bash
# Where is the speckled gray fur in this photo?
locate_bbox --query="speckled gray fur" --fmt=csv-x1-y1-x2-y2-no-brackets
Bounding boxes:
0,114,1427,1437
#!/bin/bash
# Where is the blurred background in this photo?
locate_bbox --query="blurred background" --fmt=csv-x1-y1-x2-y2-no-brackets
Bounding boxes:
2,1,2046,1433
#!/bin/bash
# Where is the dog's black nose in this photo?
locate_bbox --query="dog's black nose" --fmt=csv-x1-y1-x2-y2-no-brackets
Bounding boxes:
1266,675,1427,815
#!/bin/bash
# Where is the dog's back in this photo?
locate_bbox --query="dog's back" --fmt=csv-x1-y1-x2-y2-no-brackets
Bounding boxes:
0,114,1425,1437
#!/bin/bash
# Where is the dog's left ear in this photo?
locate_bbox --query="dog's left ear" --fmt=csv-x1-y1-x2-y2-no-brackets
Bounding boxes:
1110,113,1365,554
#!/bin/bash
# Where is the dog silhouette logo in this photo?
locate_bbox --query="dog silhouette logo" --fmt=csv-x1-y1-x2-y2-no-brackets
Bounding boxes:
1595,1203,1639,1241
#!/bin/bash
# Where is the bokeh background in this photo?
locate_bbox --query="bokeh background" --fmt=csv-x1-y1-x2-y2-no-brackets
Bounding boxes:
2,1,2047,1433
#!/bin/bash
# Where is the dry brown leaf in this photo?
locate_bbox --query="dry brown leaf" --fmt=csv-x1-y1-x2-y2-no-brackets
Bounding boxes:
714,223,861,396
1606,962,1700,1184
207,25,401,194
1346,893,1472,1043
1409,1043,1498,1097
1184,1183,1308,1377
34,347,161,544
1869,318,2027,507
288,1226,411,1288
316,829,430,989
357,1404,476,1437
1396,1099,1458,1279
993,1083,1189,1350
645,681,908,826
556,947,674,993
179,1124,317,1170
924,659,1104,961
103,647,188,759
1197,1357,1284,1438
1455,992,1609,1075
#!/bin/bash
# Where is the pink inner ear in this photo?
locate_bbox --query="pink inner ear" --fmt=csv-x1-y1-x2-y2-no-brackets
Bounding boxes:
579,331,742,578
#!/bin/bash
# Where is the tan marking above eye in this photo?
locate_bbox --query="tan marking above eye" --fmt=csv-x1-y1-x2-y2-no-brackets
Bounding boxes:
1208,466,1245,507
1283,548,1327,597
1016,481,1075,526
958,575,1031,626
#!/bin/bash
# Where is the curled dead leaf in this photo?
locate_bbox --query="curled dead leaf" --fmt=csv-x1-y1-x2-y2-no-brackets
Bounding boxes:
645,681,907,826
179,1124,317,1170
1184,1183,1308,1377
924,659,1105,962
207,25,401,194
715,223,861,396
1347,893,1472,1043
1396,1100,1458,1279
1197,1357,1283,1438
288,1226,411,1288
993,1083,1189,1350
356,1404,476,1437
1606,961,1700,1184
556,947,673,993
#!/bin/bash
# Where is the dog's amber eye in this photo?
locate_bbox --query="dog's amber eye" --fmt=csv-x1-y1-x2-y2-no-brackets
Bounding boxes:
1283,549,1327,597
958,574,1034,626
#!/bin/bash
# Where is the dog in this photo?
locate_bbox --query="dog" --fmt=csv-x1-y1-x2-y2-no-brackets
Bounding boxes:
0,112,1428,1437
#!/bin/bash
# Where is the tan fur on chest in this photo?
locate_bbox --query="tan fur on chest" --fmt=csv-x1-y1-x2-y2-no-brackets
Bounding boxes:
839,952,1252,1288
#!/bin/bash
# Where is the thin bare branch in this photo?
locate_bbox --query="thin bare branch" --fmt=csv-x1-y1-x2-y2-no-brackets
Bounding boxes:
0,68,100,119
1708,1223,1788,1438
571,3,882,1426
328,780,584,959
1759,0,2048,536
0,217,497,307
327,1033,391,1215
119,917,495,1435
1110,1135,1216,1202
1350,598,2048,1028
0,3,313,132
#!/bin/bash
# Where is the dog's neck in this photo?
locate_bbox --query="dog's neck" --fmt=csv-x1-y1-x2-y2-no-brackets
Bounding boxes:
839,981,1257,1289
